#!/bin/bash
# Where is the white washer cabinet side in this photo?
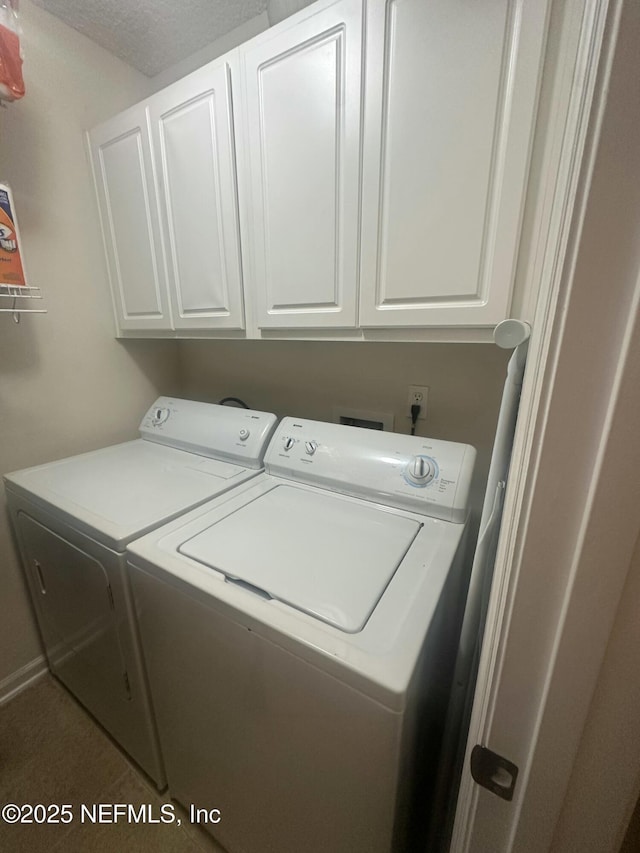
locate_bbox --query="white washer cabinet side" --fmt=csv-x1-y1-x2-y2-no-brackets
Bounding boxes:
88,102,173,333
130,562,403,853
148,56,246,332
238,0,363,331
358,0,550,328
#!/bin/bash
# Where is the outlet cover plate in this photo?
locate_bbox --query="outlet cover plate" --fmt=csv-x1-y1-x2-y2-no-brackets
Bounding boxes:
407,386,429,420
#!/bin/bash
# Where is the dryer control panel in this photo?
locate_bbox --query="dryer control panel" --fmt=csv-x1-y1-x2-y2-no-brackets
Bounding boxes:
265,418,476,523
140,398,278,469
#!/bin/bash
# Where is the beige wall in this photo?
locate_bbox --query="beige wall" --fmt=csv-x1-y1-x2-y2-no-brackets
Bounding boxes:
178,339,510,514
0,1,180,685
550,531,640,853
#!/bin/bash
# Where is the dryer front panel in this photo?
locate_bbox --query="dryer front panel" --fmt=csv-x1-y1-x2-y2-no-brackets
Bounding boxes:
9,502,165,787
17,512,130,709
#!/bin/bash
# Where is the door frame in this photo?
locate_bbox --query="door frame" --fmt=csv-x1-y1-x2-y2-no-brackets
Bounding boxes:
450,0,640,849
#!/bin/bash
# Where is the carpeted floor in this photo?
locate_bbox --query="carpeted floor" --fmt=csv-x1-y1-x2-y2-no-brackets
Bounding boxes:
0,675,224,852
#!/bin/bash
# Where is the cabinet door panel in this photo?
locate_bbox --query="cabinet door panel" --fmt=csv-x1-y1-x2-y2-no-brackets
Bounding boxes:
359,0,549,327
150,59,245,330
240,0,362,329
89,105,171,331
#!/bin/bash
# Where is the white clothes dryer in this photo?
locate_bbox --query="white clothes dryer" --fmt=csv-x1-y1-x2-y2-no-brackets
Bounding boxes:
127,417,476,848
4,398,277,787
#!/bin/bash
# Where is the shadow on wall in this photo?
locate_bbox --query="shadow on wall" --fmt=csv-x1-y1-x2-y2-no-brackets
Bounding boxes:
117,339,183,397
177,339,509,439
0,316,181,474
176,338,511,518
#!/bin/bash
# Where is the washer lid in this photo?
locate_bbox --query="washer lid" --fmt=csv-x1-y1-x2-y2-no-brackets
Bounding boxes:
178,485,422,633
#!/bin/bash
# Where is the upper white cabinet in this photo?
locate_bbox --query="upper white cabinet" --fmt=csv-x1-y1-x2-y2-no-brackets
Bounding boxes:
89,56,245,336
238,0,363,330
358,0,549,328
149,59,245,331
89,0,553,339
89,103,172,332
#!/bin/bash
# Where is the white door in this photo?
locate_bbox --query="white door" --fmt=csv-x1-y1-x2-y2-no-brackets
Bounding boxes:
239,0,362,330
453,211,640,850
359,0,549,328
149,56,246,331
88,103,172,332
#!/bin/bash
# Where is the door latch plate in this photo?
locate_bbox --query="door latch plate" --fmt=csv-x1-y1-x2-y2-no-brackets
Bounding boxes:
470,745,519,801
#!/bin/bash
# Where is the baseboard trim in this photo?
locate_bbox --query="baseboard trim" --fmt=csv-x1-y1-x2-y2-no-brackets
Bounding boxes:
0,656,47,706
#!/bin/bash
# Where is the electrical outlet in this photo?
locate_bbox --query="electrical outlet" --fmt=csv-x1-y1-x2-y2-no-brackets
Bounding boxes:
407,386,428,420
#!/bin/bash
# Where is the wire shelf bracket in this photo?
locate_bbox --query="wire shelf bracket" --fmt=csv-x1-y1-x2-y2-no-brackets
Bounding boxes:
0,284,46,323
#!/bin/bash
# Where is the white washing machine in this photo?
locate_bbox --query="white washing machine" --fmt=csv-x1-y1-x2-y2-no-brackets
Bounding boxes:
127,417,476,849
4,398,277,787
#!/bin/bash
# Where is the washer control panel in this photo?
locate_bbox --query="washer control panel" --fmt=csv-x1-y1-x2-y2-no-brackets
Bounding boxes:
266,418,476,523
140,397,278,469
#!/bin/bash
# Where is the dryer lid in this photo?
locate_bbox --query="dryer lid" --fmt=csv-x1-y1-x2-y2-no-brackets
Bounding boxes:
178,485,422,633
5,440,251,549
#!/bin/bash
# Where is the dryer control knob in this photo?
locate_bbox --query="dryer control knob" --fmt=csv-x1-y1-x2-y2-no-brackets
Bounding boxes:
239,428,250,441
152,407,171,426
283,437,295,451
305,441,318,455
406,455,436,485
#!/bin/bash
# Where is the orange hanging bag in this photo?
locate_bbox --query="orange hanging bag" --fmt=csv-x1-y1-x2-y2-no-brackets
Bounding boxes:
0,0,24,102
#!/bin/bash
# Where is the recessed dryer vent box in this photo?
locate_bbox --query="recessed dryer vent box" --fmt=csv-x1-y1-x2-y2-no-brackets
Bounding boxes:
332,406,394,432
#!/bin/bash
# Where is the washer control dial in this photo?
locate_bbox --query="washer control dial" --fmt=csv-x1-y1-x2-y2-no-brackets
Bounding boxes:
305,440,318,456
238,428,250,441
405,455,437,486
283,437,295,451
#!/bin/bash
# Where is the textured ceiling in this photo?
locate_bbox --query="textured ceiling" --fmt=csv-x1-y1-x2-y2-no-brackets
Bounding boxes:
31,0,269,75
